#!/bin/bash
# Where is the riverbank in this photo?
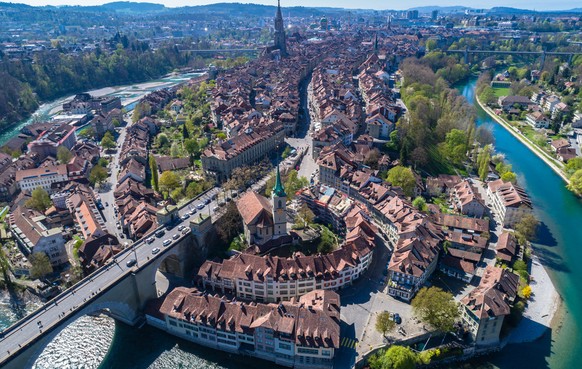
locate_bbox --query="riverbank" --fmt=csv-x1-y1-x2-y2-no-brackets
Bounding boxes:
508,255,562,344
475,96,570,184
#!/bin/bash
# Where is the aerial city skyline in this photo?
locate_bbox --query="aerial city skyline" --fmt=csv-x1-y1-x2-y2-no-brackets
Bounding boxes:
0,1,581,369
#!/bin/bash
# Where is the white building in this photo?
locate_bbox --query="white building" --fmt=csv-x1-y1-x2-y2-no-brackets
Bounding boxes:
16,164,68,194
487,179,532,228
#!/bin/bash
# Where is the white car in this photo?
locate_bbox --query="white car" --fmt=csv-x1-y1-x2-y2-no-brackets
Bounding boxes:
162,239,172,247
151,247,160,255
146,237,155,244
178,225,186,232
181,213,190,220
172,233,180,240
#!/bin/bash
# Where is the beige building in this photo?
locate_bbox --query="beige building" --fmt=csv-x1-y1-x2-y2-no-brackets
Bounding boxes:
487,179,532,228
146,288,340,369
201,123,284,182
460,266,519,346
16,164,68,194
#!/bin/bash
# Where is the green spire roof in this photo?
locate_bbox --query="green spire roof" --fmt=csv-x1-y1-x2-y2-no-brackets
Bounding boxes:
273,165,286,197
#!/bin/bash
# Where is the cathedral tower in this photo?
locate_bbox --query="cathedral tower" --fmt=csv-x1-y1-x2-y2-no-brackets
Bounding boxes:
274,0,287,56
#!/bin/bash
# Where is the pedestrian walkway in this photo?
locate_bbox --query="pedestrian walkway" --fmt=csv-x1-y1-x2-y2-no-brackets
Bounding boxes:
341,337,359,349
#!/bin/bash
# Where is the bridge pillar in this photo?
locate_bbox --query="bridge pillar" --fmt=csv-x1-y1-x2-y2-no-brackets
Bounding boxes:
189,214,214,265
464,48,469,65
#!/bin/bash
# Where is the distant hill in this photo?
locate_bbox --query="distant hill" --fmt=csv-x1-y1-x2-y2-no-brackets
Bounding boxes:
407,6,473,13
102,1,165,12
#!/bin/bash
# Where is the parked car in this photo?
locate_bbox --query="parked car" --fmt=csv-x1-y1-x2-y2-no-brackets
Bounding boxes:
189,208,197,215
172,233,180,240
213,206,219,212
196,203,205,210
178,225,186,232
204,198,211,205
126,259,137,267
146,237,155,244
151,248,160,255
162,239,172,247
182,213,190,220
181,227,190,234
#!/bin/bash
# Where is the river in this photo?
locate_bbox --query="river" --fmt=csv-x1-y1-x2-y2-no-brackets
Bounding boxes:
458,77,582,369
2,75,582,369
0,72,203,148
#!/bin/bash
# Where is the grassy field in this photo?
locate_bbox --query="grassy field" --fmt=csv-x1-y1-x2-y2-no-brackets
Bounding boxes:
492,87,510,98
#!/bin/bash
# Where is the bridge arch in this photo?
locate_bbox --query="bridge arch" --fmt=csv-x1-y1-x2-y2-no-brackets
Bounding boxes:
149,243,186,297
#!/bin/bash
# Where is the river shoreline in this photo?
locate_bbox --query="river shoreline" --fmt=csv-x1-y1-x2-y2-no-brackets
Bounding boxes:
475,96,570,184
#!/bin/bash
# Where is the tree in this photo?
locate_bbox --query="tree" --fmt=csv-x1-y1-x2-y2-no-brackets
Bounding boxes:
216,202,243,244
521,285,532,299
375,311,396,337
386,166,416,197
565,157,582,176
26,187,52,212
412,196,427,211
184,138,199,157
159,171,181,198
567,169,582,196
282,146,292,159
150,155,159,192
170,188,184,201
441,129,468,165
186,181,203,198
317,225,337,254
98,157,109,167
29,252,53,280
371,346,418,369
89,165,108,186
284,170,309,200
294,203,315,229
101,131,116,150
515,214,538,242
0,244,12,286
182,123,189,139
501,171,517,183
57,146,72,164
157,133,170,148
411,287,459,332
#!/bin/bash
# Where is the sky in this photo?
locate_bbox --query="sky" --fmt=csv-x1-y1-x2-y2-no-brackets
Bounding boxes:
11,0,582,11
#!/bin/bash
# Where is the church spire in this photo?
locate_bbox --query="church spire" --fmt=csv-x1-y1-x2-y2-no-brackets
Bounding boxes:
273,164,286,198
276,0,282,19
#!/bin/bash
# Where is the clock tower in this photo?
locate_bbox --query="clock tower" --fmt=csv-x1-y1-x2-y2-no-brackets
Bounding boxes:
271,164,287,237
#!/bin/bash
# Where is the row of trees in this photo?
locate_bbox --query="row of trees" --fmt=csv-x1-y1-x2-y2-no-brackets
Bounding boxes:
0,37,199,127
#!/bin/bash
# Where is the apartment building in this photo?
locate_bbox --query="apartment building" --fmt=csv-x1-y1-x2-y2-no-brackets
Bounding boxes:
146,288,340,369
487,179,532,228
460,266,519,346
16,164,68,193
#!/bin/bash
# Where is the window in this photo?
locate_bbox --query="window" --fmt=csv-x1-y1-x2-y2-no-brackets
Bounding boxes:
279,342,291,350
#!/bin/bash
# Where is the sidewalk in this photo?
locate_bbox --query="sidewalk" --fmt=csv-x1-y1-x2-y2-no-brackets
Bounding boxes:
508,255,561,344
476,97,569,185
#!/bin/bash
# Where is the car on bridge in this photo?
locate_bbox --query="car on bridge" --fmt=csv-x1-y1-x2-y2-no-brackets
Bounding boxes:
181,213,190,220
172,233,180,240
155,229,165,238
126,259,137,267
151,247,160,255
146,237,155,244
196,203,205,210
162,239,172,247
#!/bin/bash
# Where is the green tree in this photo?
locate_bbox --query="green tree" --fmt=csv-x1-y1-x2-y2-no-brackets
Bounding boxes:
159,171,181,197
568,169,582,196
441,129,468,165
501,171,517,183
284,170,309,200
371,346,418,369
184,138,199,157
157,133,170,148
412,196,427,211
170,188,184,201
182,123,189,139
515,213,539,242
565,157,582,176
29,252,53,280
98,157,109,167
282,146,292,159
89,165,108,186
101,131,116,150
0,244,12,286
386,166,416,197
26,187,52,212
317,225,337,254
57,146,72,164
150,155,159,192
412,287,459,332
186,181,203,198
375,311,396,337
294,203,315,229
